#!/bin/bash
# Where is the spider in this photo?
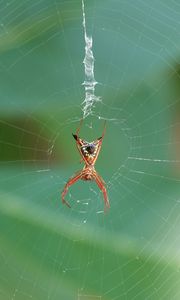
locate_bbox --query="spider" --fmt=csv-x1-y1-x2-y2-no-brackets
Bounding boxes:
61,120,110,211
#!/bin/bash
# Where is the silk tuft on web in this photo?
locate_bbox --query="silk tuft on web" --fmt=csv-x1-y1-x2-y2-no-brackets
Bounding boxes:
81,0,100,118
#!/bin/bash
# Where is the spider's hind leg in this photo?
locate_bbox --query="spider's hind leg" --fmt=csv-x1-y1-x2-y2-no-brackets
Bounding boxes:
93,171,110,212
61,171,82,208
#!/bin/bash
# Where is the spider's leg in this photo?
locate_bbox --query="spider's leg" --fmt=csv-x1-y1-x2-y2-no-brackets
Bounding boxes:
79,158,84,164
93,171,110,212
76,118,83,136
97,120,106,141
102,120,107,138
62,171,82,208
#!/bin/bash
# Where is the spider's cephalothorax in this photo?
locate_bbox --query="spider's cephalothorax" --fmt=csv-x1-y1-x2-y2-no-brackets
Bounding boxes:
61,120,110,211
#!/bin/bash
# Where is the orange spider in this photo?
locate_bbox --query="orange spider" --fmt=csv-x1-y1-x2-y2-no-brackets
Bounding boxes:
61,120,110,211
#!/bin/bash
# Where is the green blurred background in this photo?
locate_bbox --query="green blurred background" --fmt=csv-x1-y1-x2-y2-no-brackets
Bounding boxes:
1,0,180,299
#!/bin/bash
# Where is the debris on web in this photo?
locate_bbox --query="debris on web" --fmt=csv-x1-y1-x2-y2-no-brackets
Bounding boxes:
82,0,101,118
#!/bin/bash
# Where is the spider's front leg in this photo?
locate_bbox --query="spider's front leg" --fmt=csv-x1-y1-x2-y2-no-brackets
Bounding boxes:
93,171,110,212
61,171,82,208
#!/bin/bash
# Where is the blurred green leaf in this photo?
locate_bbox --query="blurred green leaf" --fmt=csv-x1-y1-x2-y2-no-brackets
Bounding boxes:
0,164,180,299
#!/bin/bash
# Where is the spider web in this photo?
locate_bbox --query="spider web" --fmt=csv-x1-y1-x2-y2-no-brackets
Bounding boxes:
0,0,180,299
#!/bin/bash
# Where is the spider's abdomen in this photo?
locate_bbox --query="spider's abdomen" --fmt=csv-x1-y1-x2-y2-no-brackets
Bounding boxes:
86,144,95,154
81,143,97,157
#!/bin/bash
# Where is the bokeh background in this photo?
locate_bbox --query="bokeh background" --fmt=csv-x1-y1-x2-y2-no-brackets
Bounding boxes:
1,0,180,299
